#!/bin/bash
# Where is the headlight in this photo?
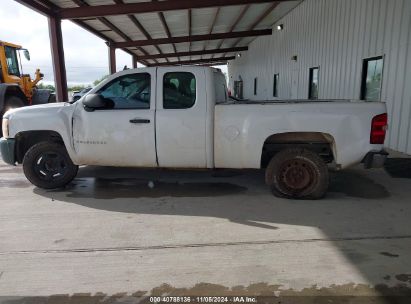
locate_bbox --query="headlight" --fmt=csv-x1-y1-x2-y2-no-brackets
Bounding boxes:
2,118,9,139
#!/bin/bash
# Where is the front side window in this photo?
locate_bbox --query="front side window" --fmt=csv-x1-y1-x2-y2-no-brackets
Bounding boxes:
5,46,20,77
163,72,196,109
309,67,319,99
98,73,151,109
361,56,383,101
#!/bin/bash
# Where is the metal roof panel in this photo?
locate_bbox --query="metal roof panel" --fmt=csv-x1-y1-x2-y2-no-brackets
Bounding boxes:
27,0,302,66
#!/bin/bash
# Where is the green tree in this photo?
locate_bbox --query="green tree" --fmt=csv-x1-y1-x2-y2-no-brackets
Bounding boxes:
68,85,87,92
93,74,109,86
37,83,55,91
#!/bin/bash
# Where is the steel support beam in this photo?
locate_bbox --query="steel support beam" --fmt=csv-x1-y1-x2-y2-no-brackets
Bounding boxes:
14,0,55,16
154,0,179,59
48,16,68,102
138,46,248,60
150,56,236,67
113,0,166,63
108,46,116,74
201,7,221,58
201,62,227,66
71,0,156,66
212,4,249,58
132,55,138,69
231,2,280,47
113,29,272,48
59,0,290,19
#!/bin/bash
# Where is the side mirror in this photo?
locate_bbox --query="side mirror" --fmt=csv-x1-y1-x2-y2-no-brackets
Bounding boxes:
23,50,30,61
82,94,114,112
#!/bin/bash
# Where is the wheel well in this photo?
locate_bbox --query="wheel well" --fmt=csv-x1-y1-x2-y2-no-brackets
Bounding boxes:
261,132,335,168
15,131,65,163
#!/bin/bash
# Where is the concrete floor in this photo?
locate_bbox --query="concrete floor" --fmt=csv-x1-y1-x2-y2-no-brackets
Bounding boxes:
0,158,411,301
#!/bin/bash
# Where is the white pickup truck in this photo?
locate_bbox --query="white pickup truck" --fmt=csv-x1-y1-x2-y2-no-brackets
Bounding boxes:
1,66,388,199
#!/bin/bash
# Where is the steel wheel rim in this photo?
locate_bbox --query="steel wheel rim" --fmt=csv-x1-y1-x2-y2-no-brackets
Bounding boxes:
277,158,317,196
33,151,68,181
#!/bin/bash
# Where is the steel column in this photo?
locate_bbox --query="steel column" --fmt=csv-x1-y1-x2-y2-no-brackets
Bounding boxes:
132,55,138,69
48,16,68,102
109,46,116,74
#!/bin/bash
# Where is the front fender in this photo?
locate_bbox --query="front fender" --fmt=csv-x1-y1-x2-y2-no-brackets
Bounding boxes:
7,103,76,161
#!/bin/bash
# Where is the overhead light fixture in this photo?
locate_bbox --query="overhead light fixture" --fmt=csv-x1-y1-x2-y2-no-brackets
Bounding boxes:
277,24,284,31
237,53,242,58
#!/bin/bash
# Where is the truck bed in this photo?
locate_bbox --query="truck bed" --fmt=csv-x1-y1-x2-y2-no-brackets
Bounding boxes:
214,100,387,169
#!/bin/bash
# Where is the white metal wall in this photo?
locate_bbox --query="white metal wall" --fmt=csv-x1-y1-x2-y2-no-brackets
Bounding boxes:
228,0,411,154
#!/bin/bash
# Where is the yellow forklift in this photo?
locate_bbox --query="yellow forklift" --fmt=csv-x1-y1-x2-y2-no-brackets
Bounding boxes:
0,40,55,121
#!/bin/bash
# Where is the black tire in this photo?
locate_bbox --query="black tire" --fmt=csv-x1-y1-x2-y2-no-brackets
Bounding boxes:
2,96,25,115
265,148,329,200
23,142,78,189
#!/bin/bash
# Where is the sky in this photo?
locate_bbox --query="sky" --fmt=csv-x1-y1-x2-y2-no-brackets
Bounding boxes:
1,0,227,86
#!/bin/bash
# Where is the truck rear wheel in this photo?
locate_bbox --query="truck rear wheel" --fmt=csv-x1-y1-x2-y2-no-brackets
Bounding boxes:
23,142,78,189
265,148,329,200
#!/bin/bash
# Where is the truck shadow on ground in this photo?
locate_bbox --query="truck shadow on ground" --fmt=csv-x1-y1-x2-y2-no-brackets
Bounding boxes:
39,166,391,200
31,166,411,297
32,166,395,234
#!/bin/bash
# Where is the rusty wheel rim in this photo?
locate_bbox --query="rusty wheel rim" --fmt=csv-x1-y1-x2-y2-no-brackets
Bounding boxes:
278,158,317,196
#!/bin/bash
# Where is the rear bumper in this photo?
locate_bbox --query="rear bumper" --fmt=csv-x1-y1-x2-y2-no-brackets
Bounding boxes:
0,137,16,165
362,150,388,169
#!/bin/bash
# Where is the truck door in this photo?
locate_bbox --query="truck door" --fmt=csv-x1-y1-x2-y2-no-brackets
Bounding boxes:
72,69,157,167
156,67,207,168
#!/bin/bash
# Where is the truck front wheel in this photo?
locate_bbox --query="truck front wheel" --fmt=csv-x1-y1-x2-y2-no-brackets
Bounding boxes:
23,142,78,189
265,148,329,200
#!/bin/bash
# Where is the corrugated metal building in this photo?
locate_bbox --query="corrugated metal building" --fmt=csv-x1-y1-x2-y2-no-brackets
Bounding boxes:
228,0,411,154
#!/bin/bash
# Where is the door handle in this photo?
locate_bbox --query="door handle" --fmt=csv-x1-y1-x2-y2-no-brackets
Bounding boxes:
130,118,150,124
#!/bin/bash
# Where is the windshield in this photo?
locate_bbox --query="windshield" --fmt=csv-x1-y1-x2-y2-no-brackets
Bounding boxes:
4,46,21,77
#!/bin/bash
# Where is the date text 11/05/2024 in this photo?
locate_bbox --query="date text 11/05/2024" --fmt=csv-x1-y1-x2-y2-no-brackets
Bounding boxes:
149,296,257,303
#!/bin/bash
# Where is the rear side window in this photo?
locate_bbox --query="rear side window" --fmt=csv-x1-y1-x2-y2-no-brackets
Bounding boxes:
308,67,319,99
254,77,258,95
361,56,384,101
98,73,151,109
273,73,279,97
163,72,196,109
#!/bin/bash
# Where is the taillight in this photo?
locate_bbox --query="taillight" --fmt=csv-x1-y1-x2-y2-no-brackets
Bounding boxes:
370,113,388,144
